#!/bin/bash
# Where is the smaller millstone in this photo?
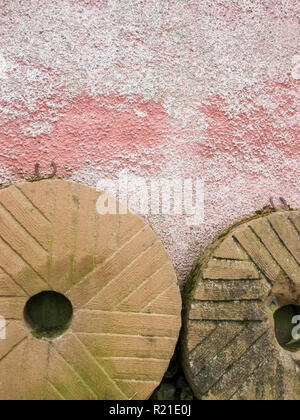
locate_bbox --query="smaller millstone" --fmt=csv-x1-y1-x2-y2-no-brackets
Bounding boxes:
182,210,300,400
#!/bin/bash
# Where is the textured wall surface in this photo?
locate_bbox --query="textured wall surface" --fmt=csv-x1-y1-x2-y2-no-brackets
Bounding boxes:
0,0,299,285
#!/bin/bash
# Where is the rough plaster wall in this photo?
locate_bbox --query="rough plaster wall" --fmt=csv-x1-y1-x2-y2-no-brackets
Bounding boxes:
0,0,299,285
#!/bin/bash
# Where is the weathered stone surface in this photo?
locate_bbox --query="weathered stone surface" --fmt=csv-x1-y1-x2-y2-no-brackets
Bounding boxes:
0,179,181,400
182,211,300,400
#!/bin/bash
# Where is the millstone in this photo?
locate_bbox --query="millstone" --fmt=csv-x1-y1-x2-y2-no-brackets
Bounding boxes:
182,210,300,400
0,179,181,400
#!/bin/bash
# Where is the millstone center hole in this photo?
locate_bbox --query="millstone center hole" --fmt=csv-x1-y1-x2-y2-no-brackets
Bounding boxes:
274,305,300,353
24,291,73,339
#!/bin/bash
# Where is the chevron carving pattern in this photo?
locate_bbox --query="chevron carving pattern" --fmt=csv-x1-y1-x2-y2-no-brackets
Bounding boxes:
182,211,300,400
0,180,181,400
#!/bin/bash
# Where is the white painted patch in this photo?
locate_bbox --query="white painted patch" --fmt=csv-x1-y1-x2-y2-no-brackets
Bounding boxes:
0,316,6,340
0,164,17,187
134,109,148,118
0,53,7,80
291,54,300,80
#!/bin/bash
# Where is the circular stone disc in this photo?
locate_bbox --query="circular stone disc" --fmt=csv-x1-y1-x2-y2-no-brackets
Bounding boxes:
0,179,181,400
182,210,300,400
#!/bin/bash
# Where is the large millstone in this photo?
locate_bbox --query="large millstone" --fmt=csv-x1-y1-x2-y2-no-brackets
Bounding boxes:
182,210,300,400
0,179,181,400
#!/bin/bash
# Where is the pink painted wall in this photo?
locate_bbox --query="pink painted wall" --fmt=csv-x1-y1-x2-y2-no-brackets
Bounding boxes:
0,0,299,285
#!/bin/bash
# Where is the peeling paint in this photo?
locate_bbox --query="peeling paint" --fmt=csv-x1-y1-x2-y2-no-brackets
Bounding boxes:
0,0,299,285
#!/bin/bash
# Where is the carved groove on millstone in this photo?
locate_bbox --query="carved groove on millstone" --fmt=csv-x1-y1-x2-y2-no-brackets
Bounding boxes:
0,180,181,400
182,210,300,400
